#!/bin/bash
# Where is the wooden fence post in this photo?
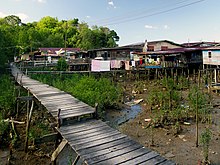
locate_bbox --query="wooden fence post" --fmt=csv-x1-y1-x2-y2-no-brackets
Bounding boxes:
93,103,99,119
57,109,61,128
196,92,199,147
25,94,34,153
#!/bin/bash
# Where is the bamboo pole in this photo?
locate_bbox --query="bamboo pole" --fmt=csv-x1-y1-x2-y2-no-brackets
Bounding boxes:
196,92,199,147
25,96,34,153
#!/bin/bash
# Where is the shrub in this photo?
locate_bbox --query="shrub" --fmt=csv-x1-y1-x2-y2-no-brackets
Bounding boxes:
200,128,212,164
56,58,68,71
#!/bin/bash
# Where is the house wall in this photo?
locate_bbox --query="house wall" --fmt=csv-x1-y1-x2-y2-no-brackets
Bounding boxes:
203,50,220,65
143,41,182,52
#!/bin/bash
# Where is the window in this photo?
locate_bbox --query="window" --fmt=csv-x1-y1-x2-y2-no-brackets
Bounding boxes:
208,51,212,58
161,46,168,51
148,45,154,51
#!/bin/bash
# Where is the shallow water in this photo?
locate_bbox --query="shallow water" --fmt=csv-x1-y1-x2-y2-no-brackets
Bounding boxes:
105,104,142,128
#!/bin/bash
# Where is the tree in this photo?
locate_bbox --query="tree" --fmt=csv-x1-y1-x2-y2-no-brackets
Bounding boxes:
37,16,58,31
4,15,21,26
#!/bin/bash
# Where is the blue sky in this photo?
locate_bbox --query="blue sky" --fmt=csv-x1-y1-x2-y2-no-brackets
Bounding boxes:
0,0,219,46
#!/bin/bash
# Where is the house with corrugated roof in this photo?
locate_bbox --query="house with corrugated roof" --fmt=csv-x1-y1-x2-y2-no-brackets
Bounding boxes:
34,48,81,61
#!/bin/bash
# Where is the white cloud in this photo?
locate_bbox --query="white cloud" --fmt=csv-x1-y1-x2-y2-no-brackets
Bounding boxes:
0,12,29,22
16,13,29,21
86,16,91,19
164,25,170,30
145,25,157,29
108,0,116,9
0,12,7,18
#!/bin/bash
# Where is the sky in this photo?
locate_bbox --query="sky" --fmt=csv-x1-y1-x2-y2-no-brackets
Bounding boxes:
0,0,220,46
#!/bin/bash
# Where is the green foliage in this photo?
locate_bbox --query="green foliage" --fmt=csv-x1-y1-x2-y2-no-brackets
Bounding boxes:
0,75,15,118
0,113,10,146
72,77,121,108
200,128,212,163
56,58,68,71
188,85,210,121
29,122,49,141
31,74,122,111
0,15,119,69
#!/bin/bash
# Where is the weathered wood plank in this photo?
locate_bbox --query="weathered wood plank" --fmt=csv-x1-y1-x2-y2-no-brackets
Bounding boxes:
87,145,147,164
78,137,130,156
139,155,167,165
51,139,68,162
73,134,127,151
61,122,108,135
45,103,89,111
43,100,84,107
119,151,159,165
68,131,121,146
59,120,103,131
48,105,90,112
94,147,152,165
35,91,66,97
64,127,116,141
60,110,94,119
82,140,137,160
59,107,94,114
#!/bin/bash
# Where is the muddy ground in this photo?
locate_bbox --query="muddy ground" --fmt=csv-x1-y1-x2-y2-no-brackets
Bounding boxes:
118,92,220,165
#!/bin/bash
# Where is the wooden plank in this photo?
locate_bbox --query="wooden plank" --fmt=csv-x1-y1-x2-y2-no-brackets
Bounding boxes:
48,105,90,112
82,141,137,160
73,133,127,151
94,147,152,165
40,97,75,102
119,151,159,165
43,100,82,107
36,91,68,98
86,145,147,164
48,108,94,116
40,93,74,98
40,94,74,100
49,108,90,117
78,137,130,156
61,122,108,136
64,127,116,141
68,131,121,146
59,107,94,115
45,103,89,111
139,155,167,165
60,110,94,119
51,139,68,162
59,120,103,131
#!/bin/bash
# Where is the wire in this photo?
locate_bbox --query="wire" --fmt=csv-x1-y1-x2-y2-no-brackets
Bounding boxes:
91,0,206,26
89,0,192,25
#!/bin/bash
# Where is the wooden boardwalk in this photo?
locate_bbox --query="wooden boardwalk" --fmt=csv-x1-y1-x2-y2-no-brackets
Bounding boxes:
10,64,175,165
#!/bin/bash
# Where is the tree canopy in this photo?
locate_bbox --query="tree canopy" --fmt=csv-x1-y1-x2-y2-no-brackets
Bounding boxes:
0,15,120,69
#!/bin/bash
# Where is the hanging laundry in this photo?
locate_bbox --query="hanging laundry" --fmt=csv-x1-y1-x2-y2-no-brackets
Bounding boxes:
131,60,135,67
110,60,116,68
110,60,121,69
100,60,110,71
91,60,110,72
140,58,143,65
91,60,100,72
125,61,130,70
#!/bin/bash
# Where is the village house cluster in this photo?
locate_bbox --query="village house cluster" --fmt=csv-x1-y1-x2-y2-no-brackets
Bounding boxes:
19,40,220,71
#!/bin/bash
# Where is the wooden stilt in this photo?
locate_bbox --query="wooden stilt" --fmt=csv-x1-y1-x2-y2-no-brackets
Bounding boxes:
25,93,34,153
